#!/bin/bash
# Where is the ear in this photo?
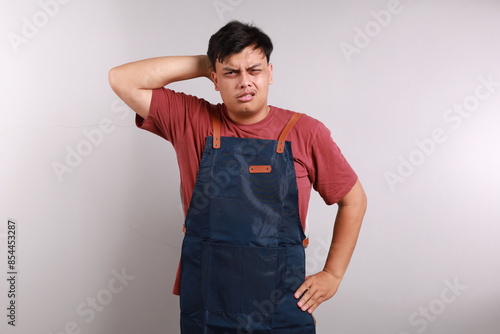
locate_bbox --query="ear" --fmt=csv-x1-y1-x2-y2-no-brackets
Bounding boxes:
268,63,274,85
211,70,219,91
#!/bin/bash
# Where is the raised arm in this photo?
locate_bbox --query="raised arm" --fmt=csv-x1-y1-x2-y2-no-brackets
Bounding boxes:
108,55,213,118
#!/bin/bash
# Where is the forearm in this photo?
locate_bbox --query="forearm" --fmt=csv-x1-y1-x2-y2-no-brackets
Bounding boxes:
108,55,212,117
110,55,211,89
323,185,367,281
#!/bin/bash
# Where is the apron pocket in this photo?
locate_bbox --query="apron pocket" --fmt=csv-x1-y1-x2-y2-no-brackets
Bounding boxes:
202,242,284,315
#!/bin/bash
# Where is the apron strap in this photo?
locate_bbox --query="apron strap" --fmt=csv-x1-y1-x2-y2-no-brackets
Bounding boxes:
275,112,309,247
210,104,221,149
211,107,302,153
276,112,303,153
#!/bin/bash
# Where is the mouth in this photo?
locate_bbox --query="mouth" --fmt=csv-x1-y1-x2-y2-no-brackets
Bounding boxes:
237,92,255,102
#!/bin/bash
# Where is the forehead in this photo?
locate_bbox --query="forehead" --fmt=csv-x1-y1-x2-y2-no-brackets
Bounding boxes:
217,46,267,68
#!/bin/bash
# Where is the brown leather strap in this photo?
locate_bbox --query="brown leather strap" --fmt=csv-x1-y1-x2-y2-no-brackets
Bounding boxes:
249,165,272,174
302,237,309,247
210,104,221,149
276,113,303,153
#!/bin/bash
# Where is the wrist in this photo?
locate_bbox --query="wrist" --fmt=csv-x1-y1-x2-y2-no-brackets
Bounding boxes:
199,55,213,79
322,267,343,281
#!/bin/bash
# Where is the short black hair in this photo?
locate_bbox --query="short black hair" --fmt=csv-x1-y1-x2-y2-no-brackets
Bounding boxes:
207,20,273,70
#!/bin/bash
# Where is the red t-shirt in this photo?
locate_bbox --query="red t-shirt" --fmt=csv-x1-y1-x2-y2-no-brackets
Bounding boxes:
138,88,358,295
136,88,358,230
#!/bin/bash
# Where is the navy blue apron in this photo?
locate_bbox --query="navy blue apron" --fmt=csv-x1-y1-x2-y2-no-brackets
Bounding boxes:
180,106,316,334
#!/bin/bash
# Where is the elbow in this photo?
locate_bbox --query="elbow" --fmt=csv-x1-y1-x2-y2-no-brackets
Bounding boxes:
108,67,121,92
108,66,130,99
360,188,368,213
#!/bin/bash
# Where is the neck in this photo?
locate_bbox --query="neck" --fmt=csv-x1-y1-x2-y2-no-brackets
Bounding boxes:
226,106,270,124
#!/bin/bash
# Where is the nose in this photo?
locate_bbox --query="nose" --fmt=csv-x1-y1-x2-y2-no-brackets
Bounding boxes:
239,71,252,88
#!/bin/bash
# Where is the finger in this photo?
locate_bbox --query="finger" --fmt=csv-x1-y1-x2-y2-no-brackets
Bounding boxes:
297,288,312,308
297,282,319,307
303,289,328,314
294,280,312,299
298,289,319,312
306,302,319,314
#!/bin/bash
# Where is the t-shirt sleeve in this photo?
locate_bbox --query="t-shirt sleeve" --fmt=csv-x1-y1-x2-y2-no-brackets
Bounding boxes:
135,88,209,144
309,122,358,205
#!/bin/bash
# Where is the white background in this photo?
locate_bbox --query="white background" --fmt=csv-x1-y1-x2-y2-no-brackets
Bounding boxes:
1,0,500,333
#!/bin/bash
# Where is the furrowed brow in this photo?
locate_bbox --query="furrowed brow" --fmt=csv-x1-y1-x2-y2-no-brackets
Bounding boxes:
248,63,262,70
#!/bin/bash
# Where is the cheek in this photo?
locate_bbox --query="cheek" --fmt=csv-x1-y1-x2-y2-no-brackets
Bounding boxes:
217,80,230,91
218,88,234,104
219,82,238,97
218,86,231,97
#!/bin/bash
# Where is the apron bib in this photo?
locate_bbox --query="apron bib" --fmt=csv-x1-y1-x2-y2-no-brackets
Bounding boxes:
180,107,316,334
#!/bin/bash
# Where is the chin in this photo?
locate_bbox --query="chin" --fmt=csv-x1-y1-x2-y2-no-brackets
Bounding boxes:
241,101,263,111
225,100,263,116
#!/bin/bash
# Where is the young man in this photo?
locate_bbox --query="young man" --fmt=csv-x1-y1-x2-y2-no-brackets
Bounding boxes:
109,21,366,334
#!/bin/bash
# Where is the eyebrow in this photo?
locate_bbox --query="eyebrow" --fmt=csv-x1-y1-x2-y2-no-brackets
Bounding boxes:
248,63,262,69
222,63,263,72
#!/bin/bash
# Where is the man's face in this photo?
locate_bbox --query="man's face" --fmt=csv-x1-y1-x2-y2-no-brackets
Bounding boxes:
211,46,273,124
